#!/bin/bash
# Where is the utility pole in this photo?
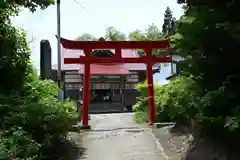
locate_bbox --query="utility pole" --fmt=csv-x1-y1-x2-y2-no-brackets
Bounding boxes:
57,0,64,99
57,0,61,89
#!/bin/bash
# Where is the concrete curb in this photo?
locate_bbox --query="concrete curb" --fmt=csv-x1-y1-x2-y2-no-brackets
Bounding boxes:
154,122,176,128
149,123,172,160
150,129,170,160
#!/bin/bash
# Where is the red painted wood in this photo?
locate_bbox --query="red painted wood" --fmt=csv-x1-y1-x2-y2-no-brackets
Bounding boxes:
61,37,171,127
60,38,170,50
147,63,156,124
115,47,121,58
145,48,156,124
64,57,171,64
82,49,91,127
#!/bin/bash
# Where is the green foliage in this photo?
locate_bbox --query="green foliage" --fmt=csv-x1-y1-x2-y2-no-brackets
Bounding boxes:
134,74,240,134
162,7,172,35
133,82,150,123
128,24,168,57
170,0,240,135
156,76,200,122
133,76,199,123
128,30,146,41
0,26,33,93
133,81,170,123
134,0,240,136
0,0,78,159
104,26,126,40
75,33,97,41
0,127,40,160
76,24,169,57
0,0,54,13
128,24,165,42
0,0,54,94
0,80,78,160
162,7,177,36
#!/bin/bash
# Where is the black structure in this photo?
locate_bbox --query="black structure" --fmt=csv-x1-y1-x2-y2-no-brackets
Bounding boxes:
40,40,52,79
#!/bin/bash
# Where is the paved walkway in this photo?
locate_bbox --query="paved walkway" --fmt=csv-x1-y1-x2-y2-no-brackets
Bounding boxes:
80,113,167,160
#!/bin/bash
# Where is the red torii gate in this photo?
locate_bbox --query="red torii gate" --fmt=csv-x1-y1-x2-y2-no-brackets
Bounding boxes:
60,38,171,128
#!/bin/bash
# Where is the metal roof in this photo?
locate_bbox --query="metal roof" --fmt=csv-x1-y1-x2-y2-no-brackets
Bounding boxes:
52,48,147,74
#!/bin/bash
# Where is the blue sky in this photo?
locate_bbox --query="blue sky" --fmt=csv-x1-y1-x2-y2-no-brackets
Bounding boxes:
12,0,183,84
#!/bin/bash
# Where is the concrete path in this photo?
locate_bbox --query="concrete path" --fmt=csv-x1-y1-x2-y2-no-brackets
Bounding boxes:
89,102,125,114
80,113,167,160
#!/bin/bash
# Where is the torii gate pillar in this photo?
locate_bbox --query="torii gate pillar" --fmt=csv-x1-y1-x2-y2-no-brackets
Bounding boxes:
82,49,91,129
146,51,156,123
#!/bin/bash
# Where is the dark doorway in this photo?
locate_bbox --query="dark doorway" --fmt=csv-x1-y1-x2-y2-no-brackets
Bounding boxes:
89,89,124,114
91,89,112,102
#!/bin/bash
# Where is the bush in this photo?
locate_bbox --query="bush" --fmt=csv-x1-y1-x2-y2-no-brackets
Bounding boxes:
157,76,200,122
134,74,240,139
0,127,40,160
133,81,171,123
0,79,78,160
133,76,200,123
0,4,76,159
193,77,240,135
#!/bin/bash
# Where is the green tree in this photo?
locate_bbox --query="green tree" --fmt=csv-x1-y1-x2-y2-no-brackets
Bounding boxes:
162,7,176,36
146,23,164,40
128,24,166,56
0,0,54,17
104,26,126,40
75,33,97,41
145,24,166,56
0,0,54,94
172,0,240,133
0,1,79,160
128,30,146,40
128,24,164,41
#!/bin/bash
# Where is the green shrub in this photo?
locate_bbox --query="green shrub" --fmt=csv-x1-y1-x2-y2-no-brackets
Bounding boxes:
156,76,200,122
134,74,240,138
0,3,76,158
133,76,200,123
0,79,78,160
194,79,240,135
0,127,40,160
133,81,171,123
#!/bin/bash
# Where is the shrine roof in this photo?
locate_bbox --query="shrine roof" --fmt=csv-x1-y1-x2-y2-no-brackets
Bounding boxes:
52,49,148,74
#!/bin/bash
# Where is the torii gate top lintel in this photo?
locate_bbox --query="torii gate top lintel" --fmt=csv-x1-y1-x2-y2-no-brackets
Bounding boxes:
60,37,171,50
60,37,172,64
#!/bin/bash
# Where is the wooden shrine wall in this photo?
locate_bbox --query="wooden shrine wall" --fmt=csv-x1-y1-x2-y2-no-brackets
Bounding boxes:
64,71,140,91
63,71,142,102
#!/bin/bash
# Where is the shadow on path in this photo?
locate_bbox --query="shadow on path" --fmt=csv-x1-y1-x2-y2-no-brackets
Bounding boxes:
43,134,86,160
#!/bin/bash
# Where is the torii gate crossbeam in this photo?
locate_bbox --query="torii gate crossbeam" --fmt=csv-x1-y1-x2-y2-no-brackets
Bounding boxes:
61,38,171,129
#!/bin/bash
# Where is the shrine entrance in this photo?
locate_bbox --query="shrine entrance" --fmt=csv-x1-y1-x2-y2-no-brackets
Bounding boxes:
61,38,171,128
91,89,112,102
